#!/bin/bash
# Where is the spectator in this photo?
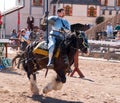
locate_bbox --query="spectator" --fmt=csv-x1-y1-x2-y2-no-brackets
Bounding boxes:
29,26,41,42
10,29,17,46
114,23,120,31
27,16,34,31
25,28,30,40
20,29,29,51
106,22,113,38
101,28,107,40
115,31,120,41
113,22,120,37
10,29,17,38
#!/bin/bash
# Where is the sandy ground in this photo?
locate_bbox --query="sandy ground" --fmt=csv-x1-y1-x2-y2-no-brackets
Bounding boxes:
0,48,120,103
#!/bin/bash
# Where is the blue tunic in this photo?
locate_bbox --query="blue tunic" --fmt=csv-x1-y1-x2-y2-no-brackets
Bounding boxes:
47,16,70,49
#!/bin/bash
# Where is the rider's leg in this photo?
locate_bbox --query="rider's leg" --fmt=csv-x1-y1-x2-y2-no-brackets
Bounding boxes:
47,36,56,68
47,45,55,68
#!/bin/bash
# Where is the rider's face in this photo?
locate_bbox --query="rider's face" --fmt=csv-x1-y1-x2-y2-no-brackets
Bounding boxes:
58,10,65,18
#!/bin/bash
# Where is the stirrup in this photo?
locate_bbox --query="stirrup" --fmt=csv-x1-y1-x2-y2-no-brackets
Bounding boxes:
47,63,54,69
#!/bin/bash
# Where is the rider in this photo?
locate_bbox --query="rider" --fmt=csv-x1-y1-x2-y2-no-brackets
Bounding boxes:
44,8,71,68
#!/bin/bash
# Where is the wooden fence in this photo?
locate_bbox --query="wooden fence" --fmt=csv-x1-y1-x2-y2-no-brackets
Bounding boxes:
83,40,120,60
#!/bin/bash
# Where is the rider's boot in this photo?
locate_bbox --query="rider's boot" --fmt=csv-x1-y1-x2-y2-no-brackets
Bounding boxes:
47,54,54,69
47,45,55,68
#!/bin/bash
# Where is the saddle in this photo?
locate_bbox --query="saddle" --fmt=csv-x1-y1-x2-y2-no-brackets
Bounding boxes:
33,41,60,58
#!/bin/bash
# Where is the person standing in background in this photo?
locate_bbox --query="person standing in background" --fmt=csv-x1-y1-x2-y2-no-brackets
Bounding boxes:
29,26,41,42
106,22,113,39
25,28,30,40
10,29,17,38
115,31,120,41
10,29,17,46
27,16,34,31
19,29,28,51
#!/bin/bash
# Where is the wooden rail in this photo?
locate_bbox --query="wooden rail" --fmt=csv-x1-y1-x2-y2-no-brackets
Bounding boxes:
87,40,120,60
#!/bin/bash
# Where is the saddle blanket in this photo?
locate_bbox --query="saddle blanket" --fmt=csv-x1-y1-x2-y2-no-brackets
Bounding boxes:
33,41,60,58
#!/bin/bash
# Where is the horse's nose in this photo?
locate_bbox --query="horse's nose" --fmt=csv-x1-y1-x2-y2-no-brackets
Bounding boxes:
84,51,89,56
81,48,88,54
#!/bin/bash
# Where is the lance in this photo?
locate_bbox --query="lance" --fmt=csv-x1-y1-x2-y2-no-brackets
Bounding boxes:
46,0,49,45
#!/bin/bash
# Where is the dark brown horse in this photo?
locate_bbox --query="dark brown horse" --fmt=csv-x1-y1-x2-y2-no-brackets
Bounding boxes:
12,31,89,95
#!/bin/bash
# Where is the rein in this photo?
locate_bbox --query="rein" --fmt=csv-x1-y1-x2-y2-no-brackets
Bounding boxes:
70,46,78,50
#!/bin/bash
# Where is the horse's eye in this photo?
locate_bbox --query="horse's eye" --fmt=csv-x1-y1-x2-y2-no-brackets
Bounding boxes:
78,35,82,38
82,41,89,48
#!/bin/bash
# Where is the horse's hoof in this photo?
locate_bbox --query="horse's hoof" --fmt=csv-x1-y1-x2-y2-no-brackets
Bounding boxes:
43,86,52,94
34,92,39,95
43,88,48,94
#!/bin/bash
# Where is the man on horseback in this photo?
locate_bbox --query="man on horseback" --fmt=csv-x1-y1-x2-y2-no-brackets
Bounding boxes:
42,8,71,68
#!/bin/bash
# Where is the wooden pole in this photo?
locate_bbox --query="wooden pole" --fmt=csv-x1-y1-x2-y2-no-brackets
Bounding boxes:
4,43,8,58
70,50,85,78
17,10,20,32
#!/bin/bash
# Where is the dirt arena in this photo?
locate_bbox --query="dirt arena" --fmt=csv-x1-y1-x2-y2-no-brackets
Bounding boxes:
0,49,120,103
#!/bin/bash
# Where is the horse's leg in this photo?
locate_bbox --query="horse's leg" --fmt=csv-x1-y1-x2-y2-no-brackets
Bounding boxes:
43,72,66,94
24,61,39,95
29,73,39,95
53,74,63,90
12,55,20,69
12,53,23,69
17,57,22,69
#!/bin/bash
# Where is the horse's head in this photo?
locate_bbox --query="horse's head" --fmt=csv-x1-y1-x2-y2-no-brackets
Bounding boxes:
66,31,88,54
75,31,89,53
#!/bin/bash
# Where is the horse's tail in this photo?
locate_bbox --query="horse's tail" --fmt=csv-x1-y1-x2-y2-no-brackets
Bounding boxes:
12,51,25,69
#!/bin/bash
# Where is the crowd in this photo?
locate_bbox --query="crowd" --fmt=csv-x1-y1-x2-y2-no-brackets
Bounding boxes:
95,22,120,41
10,26,44,51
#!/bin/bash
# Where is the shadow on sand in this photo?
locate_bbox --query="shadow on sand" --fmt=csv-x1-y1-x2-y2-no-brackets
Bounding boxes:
0,68,22,75
27,94,83,103
81,77,95,82
69,76,95,83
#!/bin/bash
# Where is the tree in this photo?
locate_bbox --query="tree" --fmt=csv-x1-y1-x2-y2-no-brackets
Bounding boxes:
95,16,105,24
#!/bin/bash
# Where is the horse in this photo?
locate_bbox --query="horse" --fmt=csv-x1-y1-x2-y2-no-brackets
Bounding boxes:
12,30,89,95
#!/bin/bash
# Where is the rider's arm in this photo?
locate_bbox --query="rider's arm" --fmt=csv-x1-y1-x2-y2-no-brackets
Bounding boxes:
63,20,71,30
48,16,58,25
61,19,71,33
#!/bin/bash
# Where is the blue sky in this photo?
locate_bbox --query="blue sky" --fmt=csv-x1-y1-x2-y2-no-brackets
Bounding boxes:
0,0,16,12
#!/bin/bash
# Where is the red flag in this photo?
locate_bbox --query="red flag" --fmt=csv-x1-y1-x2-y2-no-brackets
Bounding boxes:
0,11,2,25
